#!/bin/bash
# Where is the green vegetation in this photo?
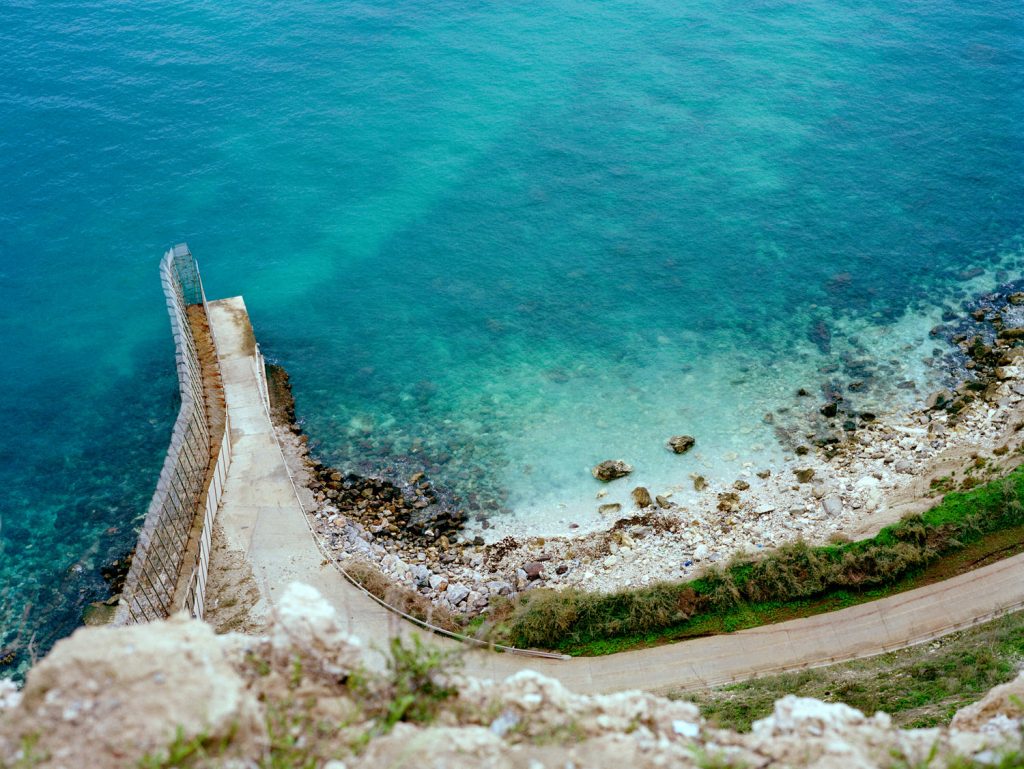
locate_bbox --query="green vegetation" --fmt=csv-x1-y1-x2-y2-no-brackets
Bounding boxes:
682,609,1024,732
488,467,1024,655
376,635,458,732
0,735,45,769
137,728,233,769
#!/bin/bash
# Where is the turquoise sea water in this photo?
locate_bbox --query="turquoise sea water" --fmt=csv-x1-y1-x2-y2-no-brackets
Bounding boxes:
1,0,1022,672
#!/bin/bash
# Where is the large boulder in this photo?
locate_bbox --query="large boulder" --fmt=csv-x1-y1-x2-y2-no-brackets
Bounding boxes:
592,460,633,481
0,617,264,769
667,435,696,454
270,582,364,678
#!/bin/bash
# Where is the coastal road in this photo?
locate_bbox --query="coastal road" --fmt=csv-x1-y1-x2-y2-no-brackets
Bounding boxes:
207,295,1024,695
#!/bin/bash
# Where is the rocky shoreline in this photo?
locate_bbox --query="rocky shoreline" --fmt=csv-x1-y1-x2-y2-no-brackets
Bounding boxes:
272,284,1024,622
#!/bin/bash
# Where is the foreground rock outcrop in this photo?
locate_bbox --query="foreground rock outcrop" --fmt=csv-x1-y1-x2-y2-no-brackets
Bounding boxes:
2,583,1022,768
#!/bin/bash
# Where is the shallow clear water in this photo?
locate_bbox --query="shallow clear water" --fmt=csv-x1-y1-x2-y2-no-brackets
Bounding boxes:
1,0,1022,671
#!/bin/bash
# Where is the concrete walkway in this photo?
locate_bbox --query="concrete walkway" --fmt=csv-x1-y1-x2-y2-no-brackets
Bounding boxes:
208,296,1024,695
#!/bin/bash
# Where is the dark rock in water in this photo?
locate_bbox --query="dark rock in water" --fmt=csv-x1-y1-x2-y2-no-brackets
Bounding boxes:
472,536,485,546
691,474,707,491
598,502,622,515
667,435,696,454
797,388,811,397
592,460,633,481
926,389,953,410
794,468,815,483
827,272,853,294
100,551,134,595
809,319,832,354
555,564,569,575
999,328,1024,340
1010,292,1024,305
733,480,750,491
795,445,810,456
813,432,841,448
0,645,17,668
756,469,771,479
631,486,653,508
897,380,916,390
959,267,984,280
654,494,672,509
820,401,840,418
762,412,774,424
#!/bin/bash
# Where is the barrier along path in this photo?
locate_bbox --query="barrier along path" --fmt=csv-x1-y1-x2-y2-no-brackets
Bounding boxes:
115,246,230,625
205,291,1024,695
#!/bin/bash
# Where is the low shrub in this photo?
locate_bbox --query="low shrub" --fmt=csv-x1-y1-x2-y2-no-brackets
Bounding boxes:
498,466,1024,652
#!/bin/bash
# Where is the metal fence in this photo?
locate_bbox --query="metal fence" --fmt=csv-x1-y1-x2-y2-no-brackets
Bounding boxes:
114,244,229,624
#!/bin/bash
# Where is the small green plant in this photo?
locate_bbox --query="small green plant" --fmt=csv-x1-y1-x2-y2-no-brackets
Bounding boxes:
137,726,234,769
0,734,46,769
261,700,319,769
380,635,458,731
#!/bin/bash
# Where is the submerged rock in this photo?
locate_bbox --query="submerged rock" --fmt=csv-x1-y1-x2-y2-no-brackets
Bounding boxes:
794,468,815,484
592,460,633,482
631,487,653,508
598,503,622,515
667,435,696,454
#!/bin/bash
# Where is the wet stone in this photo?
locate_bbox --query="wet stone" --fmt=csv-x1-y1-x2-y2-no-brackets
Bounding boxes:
592,460,633,481
667,435,696,454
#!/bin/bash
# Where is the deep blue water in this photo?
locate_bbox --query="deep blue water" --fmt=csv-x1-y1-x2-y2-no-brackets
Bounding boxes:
1,0,1022,673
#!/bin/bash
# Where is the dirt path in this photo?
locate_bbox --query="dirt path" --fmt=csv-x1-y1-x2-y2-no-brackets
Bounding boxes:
206,295,1024,695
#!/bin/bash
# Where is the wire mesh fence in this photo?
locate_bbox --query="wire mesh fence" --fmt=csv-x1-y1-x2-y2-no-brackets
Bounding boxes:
114,245,223,625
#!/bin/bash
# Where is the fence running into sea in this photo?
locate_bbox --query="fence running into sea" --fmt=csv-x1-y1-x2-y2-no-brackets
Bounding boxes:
114,244,230,624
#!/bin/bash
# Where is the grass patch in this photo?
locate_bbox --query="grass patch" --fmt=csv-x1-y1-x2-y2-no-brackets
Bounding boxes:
679,609,1024,732
487,467,1024,655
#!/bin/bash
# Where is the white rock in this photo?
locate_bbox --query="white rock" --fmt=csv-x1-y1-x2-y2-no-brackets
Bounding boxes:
272,583,364,677
445,584,470,605
821,496,843,517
